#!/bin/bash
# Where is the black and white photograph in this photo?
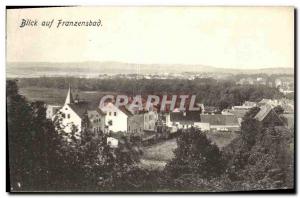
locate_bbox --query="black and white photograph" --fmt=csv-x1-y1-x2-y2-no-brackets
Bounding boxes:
6,6,295,192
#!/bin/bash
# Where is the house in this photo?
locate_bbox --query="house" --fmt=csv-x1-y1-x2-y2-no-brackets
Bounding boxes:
99,101,158,135
87,109,106,134
166,111,240,132
258,99,280,107
166,111,202,131
202,106,220,114
258,98,294,113
221,108,247,125
200,114,240,132
54,86,106,138
221,101,256,124
100,102,132,133
127,110,158,135
254,104,283,127
127,113,144,136
232,101,257,111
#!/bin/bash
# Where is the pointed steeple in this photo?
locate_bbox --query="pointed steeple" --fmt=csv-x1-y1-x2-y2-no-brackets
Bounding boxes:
65,84,74,105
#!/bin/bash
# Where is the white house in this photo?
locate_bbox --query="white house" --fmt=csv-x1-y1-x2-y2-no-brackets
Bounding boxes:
166,111,202,132
100,102,132,133
54,86,106,138
165,111,240,132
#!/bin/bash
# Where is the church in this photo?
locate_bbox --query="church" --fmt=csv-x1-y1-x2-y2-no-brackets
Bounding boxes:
54,85,106,138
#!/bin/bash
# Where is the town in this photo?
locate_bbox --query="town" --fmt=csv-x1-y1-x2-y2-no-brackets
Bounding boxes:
45,83,294,150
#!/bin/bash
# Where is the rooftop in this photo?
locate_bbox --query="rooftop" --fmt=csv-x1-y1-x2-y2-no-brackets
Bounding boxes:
200,114,239,126
170,111,201,123
68,101,105,118
254,104,273,122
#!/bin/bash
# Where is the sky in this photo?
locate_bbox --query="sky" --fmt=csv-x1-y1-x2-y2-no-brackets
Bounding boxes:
6,7,294,69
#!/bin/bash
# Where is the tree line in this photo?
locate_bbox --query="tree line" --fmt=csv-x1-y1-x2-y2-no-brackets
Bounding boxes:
17,77,284,110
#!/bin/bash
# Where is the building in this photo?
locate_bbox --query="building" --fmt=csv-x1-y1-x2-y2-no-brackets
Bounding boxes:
221,101,257,124
258,98,294,113
254,104,283,127
54,86,106,138
100,102,132,133
166,111,202,132
87,109,106,134
127,113,145,135
166,111,240,132
54,85,162,142
199,114,240,132
202,106,220,114
127,111,158,134
258,99,280,107
221,108,247,125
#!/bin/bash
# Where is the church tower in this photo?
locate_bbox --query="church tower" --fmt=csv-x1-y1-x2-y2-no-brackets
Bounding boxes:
64,84,74,105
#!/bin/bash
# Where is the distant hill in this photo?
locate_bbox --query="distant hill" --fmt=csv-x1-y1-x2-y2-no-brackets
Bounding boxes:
6,61,294,78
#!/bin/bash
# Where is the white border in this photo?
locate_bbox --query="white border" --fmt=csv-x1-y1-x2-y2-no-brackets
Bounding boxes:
1,0,298,197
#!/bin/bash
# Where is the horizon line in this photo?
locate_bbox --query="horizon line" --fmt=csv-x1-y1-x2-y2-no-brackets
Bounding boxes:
6,61,294,71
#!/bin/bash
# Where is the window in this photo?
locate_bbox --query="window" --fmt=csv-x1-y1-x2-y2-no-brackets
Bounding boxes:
68,114,70,119
62,113,65,118
109,112,111,116
114,112,117,116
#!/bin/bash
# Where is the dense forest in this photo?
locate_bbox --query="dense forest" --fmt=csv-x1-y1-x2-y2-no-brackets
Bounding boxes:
16,77,284,110
7,80,294,192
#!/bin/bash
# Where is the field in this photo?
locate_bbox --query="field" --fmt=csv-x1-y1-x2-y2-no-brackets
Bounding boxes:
19,86,116,105
139,138,177,170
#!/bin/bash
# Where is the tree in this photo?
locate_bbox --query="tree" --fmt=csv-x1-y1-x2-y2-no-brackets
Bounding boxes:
165,128,226,179
240,107,261,147
7,80,60,191
224,105,294,190
273,105,284,115
52,111,143,191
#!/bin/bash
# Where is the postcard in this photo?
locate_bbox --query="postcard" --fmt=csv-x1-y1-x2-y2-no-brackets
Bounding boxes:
6,6,295,192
